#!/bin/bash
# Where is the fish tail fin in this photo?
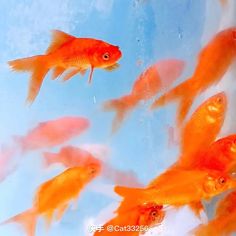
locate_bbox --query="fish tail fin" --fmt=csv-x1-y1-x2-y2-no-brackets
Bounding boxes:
9,55,50,104
151,79,196,123
42,152,55,168
12,135,27,153
103,96,136,133
114,186,146,213
1,209,37,236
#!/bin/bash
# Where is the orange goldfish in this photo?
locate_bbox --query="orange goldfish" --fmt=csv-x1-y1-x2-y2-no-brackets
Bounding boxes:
9,30,122,103
114,170,236,214
151,27,236,124
193,191,236,236
1,163,101,236
43,146,100,168
103,59,185,132
94,203,164,236
14,116,89,151
178,92,227,166
187,134,236,173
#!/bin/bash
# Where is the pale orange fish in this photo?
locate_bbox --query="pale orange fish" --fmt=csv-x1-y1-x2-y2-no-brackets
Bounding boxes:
14,116,89,151
1,163,101,236
43,145,100,168
9,30,122,103
178,92,227,166
193,191,236,236
151,27,236,124
43,145,142,187
114,170,236,215
103,59,185,132
94,203,164,236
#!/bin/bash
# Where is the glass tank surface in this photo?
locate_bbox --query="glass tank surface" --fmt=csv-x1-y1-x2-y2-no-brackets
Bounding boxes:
0,0,236,236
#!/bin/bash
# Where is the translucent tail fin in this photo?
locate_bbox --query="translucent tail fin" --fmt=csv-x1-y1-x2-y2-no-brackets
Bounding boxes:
9,55,50,104
1,209,37,236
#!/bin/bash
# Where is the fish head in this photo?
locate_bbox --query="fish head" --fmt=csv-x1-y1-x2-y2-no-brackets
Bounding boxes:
85,161,102,179
205,92,227,122
137,202,164,229
91,42,122,69
203,171,236,196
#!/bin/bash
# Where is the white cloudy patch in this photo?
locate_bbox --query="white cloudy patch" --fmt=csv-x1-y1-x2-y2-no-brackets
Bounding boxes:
93,0,114,15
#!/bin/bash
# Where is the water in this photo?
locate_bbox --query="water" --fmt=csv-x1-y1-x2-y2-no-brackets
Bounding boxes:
0,0,235,235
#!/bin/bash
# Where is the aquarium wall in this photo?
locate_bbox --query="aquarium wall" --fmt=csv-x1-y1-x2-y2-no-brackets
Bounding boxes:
0,0,236,236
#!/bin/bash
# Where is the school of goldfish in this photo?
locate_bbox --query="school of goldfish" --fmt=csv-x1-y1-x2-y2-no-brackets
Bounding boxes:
1,8,236,236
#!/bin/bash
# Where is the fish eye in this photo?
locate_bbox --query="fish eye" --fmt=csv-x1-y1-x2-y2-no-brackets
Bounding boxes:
150,210,158,219
218,177,226,185
216,97,223,103
102,52,110,60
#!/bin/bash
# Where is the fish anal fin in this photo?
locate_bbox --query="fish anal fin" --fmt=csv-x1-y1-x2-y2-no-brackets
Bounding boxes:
51,67,66,80
46,30,76,54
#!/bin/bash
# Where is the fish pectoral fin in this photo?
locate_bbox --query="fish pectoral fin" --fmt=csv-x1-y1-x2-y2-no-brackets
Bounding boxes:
88,66,94,84
46,30,76,54
104,63,120,71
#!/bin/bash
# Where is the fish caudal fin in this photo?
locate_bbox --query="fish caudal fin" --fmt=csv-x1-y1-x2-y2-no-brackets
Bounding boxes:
12,135,27,153
151,79,196,124
9,55,50,104
42,152,56,168
114,186,146,213
1,209,37,236
103,95,138,133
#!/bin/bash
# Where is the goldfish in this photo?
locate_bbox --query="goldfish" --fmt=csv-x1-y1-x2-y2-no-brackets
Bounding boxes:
94,203,164,236
187,134,236,173
14,116,89,151
1,163,101,236
9,30,122,103
193,191,236,236
103,59,185,132
43,146,100,168
114,170,236,214
151,27,236,124
178,92,227,166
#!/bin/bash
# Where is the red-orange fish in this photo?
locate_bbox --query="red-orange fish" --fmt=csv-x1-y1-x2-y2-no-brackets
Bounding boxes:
1,163,101,236
187,134,236,173
14,116,89,151
178,92,227,166
193,191,236,236
151,27,236,124
103,59,185,132
114,170,236,214
9,30,122,103
94,203,164,236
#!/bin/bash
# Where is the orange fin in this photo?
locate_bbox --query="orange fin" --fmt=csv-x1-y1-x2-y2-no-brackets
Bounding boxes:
151,79,195,124
62,68,81,81
88,66,94,84
9,55,49,104
1,209,37,236
51,67,66,80
46,30,76,54
103,95,138,133
188,201,204,218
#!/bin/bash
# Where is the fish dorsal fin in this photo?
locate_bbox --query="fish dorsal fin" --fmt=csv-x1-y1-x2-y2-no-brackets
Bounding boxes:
46,30,76,54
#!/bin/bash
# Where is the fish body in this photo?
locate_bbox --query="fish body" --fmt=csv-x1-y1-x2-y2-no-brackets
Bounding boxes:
9,30,122,103
15,116,89,151
43,145,99,168
188,134,236,172
151,27,236,124
103,59,185,132
179,92,227,166
115,170,236,213
1,163,101,236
